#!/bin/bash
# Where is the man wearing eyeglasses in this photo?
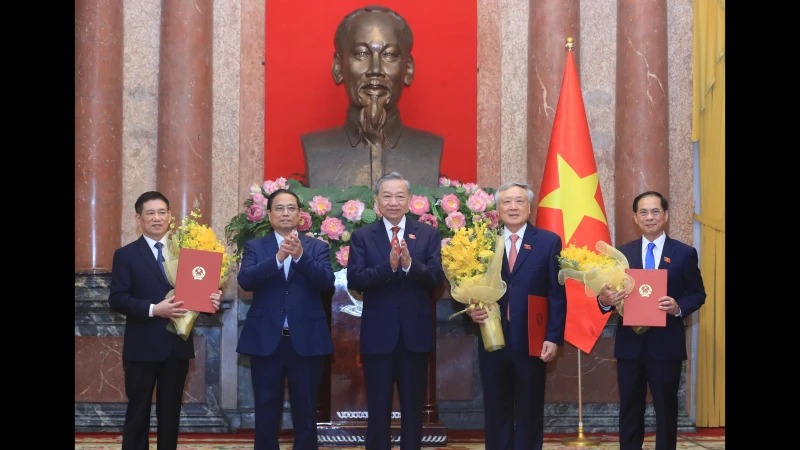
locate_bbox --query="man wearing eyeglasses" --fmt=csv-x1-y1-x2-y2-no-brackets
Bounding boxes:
597,191,706,450
236,189,335,450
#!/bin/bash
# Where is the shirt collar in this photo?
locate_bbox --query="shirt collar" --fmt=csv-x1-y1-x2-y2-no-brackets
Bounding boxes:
503,224,527,240
643,233,667,250
383,216,407,234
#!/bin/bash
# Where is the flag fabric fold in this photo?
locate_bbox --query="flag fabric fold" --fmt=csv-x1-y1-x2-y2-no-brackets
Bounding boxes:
534,49,612,354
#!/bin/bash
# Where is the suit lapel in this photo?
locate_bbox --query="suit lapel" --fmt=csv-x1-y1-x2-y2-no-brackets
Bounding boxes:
659,236,674,269
137,236,168,283
511,226,536,275
404,219,418,255
372,220,392,256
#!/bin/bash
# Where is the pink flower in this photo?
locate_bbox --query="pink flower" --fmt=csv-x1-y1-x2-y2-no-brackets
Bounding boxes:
262,178,288,195
440,237,451,248
466,193,488,213
462,182,479,194
438,177,451,187
246,204,266,222
418,213,438,228
335,245,350,268
485,210,500,229
310,195,332,216
451,180,462,187
341,199,365,222
474,189,494,207
249,183,263,196
297,211,312,232
409,195,430,215
321,217,345,240
445,212,466,230
441,194,461,214
252,192,266,206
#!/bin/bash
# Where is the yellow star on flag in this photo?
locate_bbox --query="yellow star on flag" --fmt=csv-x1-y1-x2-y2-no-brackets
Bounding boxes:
538,153,607,242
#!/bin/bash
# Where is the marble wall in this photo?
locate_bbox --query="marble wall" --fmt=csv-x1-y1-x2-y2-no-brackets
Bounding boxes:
75,0,697,435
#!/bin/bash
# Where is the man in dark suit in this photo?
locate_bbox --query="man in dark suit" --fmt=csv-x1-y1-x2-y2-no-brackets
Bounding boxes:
346,172,445,450
466,181,567,450
599,191,706,450
236,188,335,450
109,191,221,450
301,5,443,189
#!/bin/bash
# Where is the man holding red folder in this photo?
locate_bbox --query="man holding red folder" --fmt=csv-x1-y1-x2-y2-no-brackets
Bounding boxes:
598,191,706,450
466,182,566,450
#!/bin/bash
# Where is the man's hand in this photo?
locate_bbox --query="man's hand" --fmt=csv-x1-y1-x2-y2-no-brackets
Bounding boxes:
210,289,222,312
398,239,411,270
599,284,627,308
539,341,558,362
389,241,401,271
155,295,188,319
466,303,488,324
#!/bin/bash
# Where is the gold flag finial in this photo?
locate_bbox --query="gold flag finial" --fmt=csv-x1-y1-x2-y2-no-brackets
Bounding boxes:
566,37,574,51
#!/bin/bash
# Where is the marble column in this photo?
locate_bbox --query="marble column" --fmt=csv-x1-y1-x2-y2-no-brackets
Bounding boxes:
75,0,123,273
156,0,214,222
526,0,580,221
614,0,670,243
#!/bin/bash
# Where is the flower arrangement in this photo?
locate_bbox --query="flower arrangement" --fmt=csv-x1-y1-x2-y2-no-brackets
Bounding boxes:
164,205,231,340
441,221,507,351
556,240,631,295
557,240,646,334
224,176,499,273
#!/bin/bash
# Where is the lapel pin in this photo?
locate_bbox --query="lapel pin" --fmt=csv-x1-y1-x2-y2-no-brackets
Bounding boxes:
663,256,671,263
408,234,416,239
523,244,531,250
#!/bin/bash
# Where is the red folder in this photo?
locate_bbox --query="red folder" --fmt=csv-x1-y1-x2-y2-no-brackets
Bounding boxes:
527,295,549,357
622,269,667,327
174,248,223,313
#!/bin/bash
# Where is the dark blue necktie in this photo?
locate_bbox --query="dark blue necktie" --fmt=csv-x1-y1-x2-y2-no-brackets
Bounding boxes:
645,242,656,269
154,242,168,280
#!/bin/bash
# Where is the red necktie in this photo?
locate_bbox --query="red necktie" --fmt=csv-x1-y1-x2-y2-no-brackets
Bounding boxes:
507,234,519,320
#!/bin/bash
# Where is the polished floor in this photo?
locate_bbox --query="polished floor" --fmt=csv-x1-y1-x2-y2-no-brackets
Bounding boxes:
75,428,725,449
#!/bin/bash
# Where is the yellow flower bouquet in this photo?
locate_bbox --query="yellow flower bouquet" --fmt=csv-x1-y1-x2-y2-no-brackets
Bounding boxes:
163,206,231,340
557,240,646,333
442,222,507,351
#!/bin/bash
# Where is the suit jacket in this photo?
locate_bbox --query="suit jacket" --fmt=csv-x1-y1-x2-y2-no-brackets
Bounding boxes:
498,224,567,354
109,235,195,361
611,236,706,361
347,218,445,354
301,108,443,189
236,232,335,357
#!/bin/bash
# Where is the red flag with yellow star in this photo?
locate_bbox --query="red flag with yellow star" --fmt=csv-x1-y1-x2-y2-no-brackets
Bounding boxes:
535,49,611,354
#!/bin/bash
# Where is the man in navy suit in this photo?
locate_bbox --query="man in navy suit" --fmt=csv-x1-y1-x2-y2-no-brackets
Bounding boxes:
599,191,706,450
347,172,445,450
466,181,567,450
109,191,222,450
236,188,335,450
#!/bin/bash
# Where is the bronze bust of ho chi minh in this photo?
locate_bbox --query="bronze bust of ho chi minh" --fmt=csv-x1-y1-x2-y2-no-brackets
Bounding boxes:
301,5,443,189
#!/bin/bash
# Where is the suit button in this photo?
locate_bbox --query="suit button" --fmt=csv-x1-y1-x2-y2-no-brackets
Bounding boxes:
281,309,286,313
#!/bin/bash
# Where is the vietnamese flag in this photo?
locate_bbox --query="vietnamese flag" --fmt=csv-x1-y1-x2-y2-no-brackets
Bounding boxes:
534,49,611,354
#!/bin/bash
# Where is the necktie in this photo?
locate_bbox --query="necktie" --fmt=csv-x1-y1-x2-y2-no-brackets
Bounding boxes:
645,242,656,269
154,242,168,280
391,226,400,253
508,234,519,271
507,234,519,321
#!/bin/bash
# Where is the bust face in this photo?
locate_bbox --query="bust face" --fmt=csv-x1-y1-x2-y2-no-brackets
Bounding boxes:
336,11,413,113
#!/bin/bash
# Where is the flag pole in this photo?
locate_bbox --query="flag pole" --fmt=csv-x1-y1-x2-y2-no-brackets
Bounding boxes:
561,347,601,446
